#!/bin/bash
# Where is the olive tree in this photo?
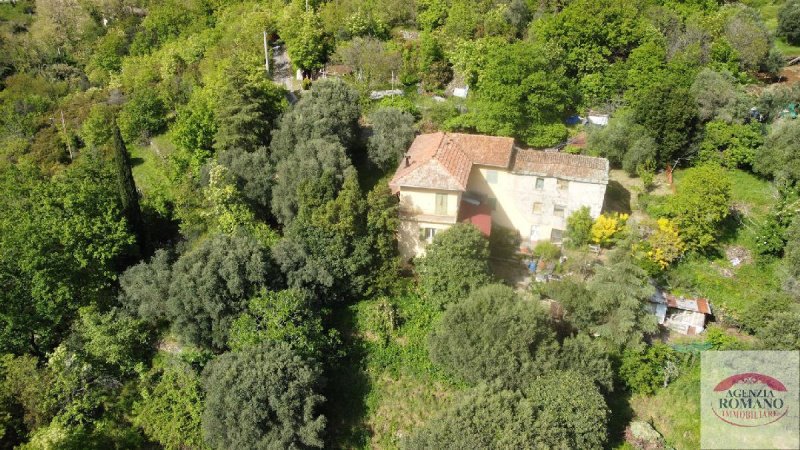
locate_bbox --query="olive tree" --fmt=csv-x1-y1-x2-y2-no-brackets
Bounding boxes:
428,284,558,388
202,344,326,449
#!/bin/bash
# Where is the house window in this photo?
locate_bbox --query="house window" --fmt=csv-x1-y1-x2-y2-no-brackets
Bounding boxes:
530,225,539,241
535,178,545,190
486,170,498,184
487,197,497,211
420,227,437,243
532,202,543,214
554,205,566,218
435,193,448,215
550,229,564,244
557,179,568,191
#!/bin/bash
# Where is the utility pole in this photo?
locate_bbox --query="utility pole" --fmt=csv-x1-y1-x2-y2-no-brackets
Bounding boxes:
60,110,74,161
264,30,269,75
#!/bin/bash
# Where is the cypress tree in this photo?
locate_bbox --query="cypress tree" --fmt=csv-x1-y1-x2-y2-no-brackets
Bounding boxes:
112,121,144,253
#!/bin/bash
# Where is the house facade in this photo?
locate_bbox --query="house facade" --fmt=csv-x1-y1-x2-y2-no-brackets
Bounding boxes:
389,132,609,259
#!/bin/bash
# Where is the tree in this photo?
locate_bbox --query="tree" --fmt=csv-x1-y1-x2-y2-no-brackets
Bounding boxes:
213,65,286,156
117,90,166,144
202,344,326,449
405,371,608,449
118,248,173,324
447,40,571,147
228,289,331,359
557,334,614,393
566,207,593,247
724,8,771,73
778,0,800,45
282,9,329,74
630,68,699,166
133,361,206,450
758,311,800,350
111,122,144,252
70,306,155,375
167,233,275,350
272,171,373,302
367,107,415,172
698,120,762,169
428,284,558,388
416,223,492,308
668,164,732,251
755,121,800,185
524,371,609,449
0,157,135,355
586,251,658,350
586,108,655,174
690,69,746,123
365,181,401,295
270,79,361,163
271,138,353,226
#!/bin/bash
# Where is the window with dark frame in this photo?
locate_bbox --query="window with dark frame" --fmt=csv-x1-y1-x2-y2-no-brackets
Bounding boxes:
554,205,566,217
535,178,545,190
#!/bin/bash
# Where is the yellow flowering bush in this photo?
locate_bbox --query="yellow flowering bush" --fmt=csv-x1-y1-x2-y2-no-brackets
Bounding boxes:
646,218,686,270
591,213,629,246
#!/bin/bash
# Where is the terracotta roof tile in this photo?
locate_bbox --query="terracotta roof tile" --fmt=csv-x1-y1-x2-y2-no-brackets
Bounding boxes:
511,150,609,184
389,132,608,193
389,133,514,193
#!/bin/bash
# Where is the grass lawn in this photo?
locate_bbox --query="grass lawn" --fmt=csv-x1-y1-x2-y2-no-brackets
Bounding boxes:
629,363,701,450
326,290,463,449
665,169,781,323
129,134,176,213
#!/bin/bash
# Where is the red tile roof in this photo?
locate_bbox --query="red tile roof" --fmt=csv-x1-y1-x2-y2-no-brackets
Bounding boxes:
389,132,514,193
389,132,609,193
511,150,609,184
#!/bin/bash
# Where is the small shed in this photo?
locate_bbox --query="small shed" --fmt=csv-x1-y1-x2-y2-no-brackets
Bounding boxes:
649,293,712,335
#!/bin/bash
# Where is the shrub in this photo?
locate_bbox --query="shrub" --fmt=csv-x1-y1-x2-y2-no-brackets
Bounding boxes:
566,206,593,247
620,343,681,395
416,223,492,309
533,241,562,261
591,213,628,247
778,0,800,45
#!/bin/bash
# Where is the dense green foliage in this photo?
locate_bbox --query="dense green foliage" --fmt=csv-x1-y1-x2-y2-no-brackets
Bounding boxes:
201,344,326,449
428,284,558,388
416,223,491,308
1,0,798,447
405,371,609,449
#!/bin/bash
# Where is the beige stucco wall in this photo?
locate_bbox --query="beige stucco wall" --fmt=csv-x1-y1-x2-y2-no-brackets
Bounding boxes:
397,167,607,259
398,219,454,260
466,166,606,248
398,188,461,218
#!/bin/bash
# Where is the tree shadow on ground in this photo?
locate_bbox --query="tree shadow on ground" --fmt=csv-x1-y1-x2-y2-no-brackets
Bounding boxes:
323,304,372,448
606,387,635,448
130,156,145,167
603,180,632,215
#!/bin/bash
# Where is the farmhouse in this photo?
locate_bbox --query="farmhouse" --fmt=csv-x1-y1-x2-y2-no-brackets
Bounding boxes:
389,132,609,259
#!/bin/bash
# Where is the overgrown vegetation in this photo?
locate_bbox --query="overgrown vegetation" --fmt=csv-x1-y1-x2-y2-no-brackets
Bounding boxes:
1,0,799,448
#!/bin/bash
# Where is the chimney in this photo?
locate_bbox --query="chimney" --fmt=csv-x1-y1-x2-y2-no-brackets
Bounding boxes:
404,155,411,167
